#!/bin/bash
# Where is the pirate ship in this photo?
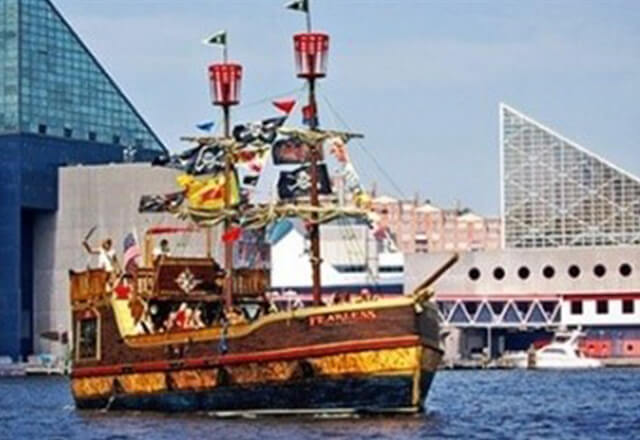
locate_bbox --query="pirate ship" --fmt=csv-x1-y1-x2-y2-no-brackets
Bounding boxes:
68,1,456,415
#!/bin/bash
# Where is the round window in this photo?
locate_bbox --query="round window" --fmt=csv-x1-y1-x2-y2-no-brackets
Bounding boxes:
518,266,530,280
619,263,632,277
493,267,505,281
568,265,581,278
594,264,606,278
542,265,555,279
468,268,481,281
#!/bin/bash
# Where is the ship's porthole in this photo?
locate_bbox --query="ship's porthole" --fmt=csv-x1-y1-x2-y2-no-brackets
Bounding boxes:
568,265,581,278
594,264,606,278
542,265,555,279
469,268,481,281
493,267,505,281
619,263,632,277
518,266,530,280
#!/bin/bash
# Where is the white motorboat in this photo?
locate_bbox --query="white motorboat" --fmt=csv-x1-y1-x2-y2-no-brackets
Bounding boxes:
498,330,602,369
24,353,68,376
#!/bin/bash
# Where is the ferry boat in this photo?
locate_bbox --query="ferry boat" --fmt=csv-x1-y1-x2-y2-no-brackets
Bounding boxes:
68,1,456,415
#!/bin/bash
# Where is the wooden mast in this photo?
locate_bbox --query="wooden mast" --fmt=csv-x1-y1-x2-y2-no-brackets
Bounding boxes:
222,105,233,310
301,1,322,306
307,78,322,306
207,32,242,311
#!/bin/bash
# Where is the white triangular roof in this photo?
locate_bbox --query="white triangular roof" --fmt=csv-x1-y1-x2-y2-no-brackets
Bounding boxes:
372,195,397,204
500,102,640,248
415,203,441,213
458,212,484,222
500,103,640,184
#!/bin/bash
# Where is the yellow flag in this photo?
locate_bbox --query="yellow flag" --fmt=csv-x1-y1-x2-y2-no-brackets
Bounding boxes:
176,173,239,210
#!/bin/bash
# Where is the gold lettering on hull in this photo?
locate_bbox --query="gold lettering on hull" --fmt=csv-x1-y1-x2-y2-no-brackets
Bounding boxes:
308,310,377,327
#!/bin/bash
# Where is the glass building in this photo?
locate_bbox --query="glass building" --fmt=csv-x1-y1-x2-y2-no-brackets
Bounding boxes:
0,0,166,359
501,103,640,248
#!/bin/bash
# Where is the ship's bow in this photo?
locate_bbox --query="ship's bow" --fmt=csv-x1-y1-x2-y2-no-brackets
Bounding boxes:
415,300,443,410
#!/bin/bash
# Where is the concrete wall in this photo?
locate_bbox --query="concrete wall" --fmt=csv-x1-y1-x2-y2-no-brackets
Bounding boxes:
0,133,159,359
32,163,202,356
405,247,640,295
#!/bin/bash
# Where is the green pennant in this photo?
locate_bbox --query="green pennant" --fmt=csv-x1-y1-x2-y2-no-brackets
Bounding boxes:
203,30,227,46
285,0,308,13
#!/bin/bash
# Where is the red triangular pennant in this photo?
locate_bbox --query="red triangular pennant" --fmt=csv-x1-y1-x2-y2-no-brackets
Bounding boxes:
273,99,296,114
222,226,243,243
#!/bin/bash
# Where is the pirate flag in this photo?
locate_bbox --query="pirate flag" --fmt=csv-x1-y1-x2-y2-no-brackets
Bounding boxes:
277,163,332,199
232,116,287,145
138,190,185,213
152,143,223,176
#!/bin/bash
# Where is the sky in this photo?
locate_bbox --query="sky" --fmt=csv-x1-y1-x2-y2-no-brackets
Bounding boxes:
54,0,640,216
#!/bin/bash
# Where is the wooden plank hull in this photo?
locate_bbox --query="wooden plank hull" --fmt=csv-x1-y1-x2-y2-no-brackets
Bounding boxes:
75,372,436,414
70,297,442,414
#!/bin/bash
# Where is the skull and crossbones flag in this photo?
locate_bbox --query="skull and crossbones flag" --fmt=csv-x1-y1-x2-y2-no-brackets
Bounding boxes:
232,116,287,145
152,143,223,176
277,163,332,200
138,190,186,213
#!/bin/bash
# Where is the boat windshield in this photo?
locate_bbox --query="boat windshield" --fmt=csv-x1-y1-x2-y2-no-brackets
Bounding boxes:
541,347,567,355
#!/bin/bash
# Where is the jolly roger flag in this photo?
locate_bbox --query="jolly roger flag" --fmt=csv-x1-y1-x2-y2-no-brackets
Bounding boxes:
138,190,185,213
277,163,332,200
152,143,223,176
233,116,287,145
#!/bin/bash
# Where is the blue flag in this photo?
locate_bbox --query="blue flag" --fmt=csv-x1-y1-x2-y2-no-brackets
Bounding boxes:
196,121,215,132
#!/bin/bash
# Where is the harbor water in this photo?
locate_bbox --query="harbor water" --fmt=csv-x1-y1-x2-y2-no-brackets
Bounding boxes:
1,369,638,440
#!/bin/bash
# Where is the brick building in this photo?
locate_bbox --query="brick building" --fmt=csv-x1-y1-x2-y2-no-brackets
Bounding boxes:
371,196,501,254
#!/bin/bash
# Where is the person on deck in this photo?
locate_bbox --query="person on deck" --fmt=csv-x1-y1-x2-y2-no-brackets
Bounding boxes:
83,238,119,274
153,239,171,261
172,302,189,330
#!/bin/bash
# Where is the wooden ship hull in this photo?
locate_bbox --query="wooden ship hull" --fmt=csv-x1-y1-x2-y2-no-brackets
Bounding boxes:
68,265,443,415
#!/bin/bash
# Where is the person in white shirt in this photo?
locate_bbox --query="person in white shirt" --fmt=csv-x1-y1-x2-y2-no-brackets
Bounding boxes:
83,238,119,274
152,239,171,261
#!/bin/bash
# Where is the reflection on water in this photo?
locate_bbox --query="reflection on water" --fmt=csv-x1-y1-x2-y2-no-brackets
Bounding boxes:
1,370,639,439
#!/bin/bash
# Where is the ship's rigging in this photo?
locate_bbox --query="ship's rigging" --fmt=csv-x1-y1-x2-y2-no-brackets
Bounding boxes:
140,0,407,307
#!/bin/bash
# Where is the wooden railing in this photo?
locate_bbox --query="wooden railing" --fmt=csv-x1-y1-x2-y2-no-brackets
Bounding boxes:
233,269,270,297
136,257,269,299
69,269,109,303
70,258,269,303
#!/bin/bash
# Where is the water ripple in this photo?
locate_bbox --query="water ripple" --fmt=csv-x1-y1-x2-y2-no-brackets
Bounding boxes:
1,370,639,439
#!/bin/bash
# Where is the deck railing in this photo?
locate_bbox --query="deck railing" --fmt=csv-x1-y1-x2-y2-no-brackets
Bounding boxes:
69,269,110,303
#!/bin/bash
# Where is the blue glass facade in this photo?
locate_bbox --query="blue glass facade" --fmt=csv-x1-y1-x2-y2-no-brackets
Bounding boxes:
0,0,167,359
0,0,19,132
